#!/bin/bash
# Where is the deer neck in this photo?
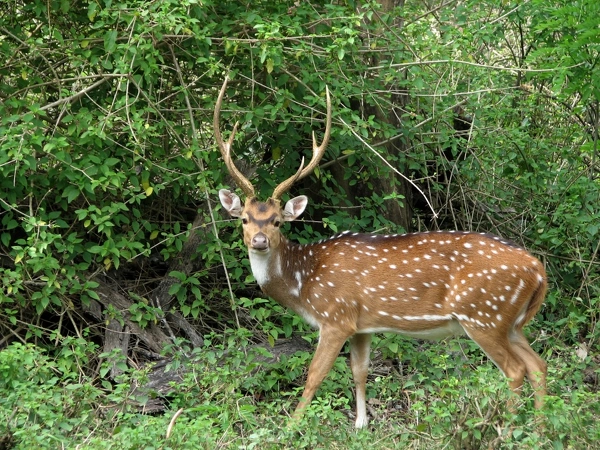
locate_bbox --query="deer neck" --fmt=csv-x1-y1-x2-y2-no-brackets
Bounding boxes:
248,236,310,306
248,246,280,287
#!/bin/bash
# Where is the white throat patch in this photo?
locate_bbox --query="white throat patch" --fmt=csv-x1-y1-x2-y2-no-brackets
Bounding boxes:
249,250,280,286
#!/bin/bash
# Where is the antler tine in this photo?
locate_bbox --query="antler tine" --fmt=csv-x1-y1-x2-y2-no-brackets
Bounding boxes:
272,86,332,201
214,76,255,198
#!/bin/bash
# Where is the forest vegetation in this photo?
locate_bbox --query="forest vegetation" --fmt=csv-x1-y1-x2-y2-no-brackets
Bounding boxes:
1,0,599,448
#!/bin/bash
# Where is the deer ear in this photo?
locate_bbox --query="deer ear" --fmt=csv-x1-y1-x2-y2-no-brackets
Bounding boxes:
283,195,308,221
219,189,243,217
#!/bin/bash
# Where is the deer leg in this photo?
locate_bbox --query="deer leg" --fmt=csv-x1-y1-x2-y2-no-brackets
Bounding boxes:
293,327,350,420
462,325,527,403
509,330,547,408
349,333,372,428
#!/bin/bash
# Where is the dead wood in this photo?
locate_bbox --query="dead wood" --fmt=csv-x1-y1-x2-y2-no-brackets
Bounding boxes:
131,335,312,413
84,278,171,355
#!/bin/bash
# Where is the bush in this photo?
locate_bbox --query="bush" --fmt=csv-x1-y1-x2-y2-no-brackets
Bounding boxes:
1,335,599,449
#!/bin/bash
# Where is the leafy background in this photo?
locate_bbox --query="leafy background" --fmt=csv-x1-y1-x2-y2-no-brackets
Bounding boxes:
0,0,598,448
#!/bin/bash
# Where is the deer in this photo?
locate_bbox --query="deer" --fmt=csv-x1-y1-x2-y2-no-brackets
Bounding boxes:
214,77,547,428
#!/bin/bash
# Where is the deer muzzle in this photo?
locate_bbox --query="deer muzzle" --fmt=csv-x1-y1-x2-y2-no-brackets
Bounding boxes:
251,232,269,251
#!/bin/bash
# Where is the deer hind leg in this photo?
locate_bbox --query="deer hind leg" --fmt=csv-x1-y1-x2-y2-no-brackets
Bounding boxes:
293,327,351,421
461,325,528,404
349,333,372,428
509,329,547,408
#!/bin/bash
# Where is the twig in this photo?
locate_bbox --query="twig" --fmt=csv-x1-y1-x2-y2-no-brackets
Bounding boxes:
338,116,438,219
1,25,62,93
366,59,584,74
170,50,240,328
576,239,600,298
40,77,110,112
165,408,184,439
0,326,25,347
244,68,438,219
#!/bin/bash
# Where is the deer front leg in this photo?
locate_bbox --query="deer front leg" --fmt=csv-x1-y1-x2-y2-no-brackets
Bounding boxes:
293,327,351,421
350,333,372,428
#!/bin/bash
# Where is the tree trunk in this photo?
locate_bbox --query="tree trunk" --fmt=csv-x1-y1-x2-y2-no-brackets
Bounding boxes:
362,0,413,231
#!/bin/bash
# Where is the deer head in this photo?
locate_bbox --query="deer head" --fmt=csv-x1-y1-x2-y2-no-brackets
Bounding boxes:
215,76,331,286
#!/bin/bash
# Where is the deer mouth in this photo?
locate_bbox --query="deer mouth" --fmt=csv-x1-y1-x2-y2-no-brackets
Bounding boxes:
249,245,269,253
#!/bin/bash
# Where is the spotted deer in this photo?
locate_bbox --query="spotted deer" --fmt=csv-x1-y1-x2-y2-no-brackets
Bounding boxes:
214,77,547,428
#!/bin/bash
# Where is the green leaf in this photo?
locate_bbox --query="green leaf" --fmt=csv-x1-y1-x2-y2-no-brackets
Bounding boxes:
168,284,181,295
63,185,80,203
266,58,274,74
586,223,598,237
388,341,398,354
169,271,187,282
104,30,117,53
88,2,97,21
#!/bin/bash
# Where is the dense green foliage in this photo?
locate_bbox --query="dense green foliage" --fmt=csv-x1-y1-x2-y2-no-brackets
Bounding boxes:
1,337,599,449
1,0,599,447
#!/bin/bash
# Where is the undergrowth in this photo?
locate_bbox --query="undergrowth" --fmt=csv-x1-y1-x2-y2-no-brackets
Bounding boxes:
1,331,598,449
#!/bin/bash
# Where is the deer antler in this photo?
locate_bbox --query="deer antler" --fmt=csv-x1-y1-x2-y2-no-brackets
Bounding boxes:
214,76,255,198
271,86,332,201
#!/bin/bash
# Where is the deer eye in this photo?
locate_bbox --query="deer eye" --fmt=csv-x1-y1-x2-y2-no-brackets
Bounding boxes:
242,218,248,225
273,219,281,228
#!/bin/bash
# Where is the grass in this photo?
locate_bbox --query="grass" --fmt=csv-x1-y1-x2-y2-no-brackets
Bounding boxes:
1,332,598,449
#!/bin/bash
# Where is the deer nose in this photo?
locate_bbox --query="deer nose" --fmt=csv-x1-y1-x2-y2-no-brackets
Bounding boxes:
251,233,269,250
